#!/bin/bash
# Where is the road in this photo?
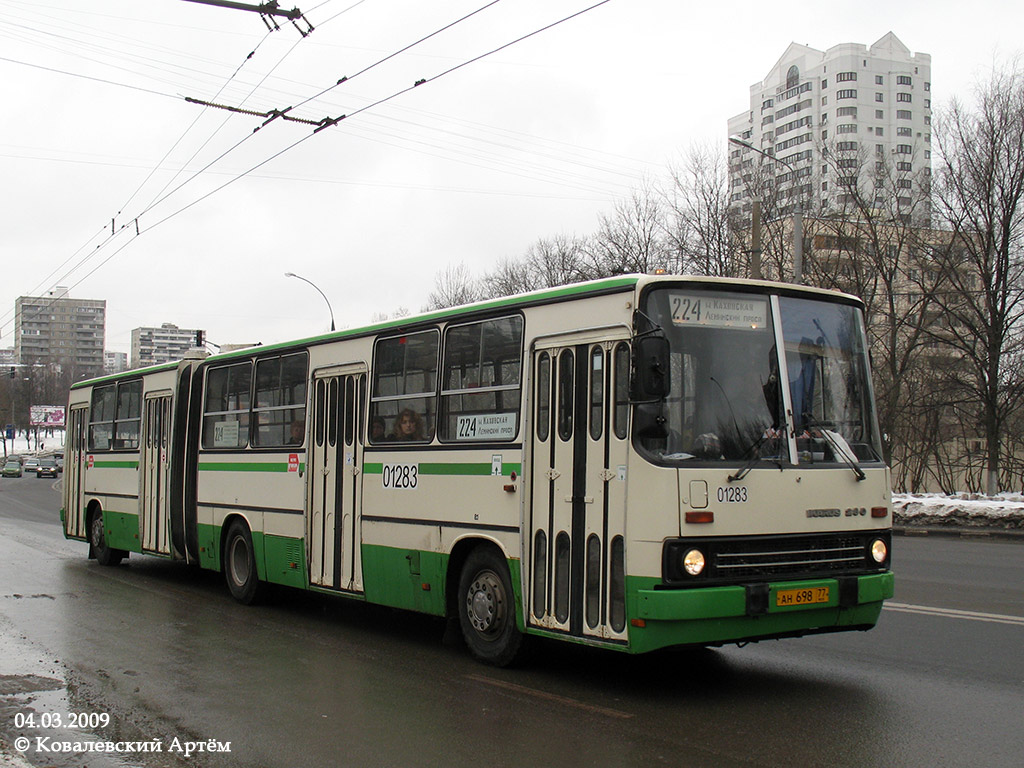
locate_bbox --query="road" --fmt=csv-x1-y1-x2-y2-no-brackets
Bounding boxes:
0,476,1022,768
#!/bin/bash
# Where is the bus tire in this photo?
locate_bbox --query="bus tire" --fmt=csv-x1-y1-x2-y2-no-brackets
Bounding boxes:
457,547,524,667
224,521,263,605
89,509,124,567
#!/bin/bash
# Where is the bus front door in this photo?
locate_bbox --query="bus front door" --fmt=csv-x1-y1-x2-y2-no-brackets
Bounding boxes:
139,394,172,555
528,339,630,643
308,368,365,592
63,406,88,540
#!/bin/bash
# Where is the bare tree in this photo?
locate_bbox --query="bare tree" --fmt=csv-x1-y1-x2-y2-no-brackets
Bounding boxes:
584,183,675,277
804,138,944,480
930,64,1024,495
424,262,484,310
664,143,742,277
480,234,592,298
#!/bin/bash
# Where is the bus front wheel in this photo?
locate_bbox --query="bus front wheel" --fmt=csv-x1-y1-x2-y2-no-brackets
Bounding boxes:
457,547,524,666
89,509,124,567
224,521,263,605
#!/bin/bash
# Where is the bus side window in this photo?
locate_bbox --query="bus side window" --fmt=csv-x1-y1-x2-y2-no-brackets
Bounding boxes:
557,349,574,442
113,380,142,450
253,352,308,448
439,315,523,442
589,346,604,440
536,352,551,442
613,342,629,440
89,384,116,450
369,330,438,443
202,362,252,449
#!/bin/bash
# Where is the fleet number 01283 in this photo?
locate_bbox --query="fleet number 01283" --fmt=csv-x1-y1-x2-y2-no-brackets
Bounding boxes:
717,486,748,502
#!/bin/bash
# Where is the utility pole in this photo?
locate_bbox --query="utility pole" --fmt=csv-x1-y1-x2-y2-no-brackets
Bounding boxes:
728,137,804,283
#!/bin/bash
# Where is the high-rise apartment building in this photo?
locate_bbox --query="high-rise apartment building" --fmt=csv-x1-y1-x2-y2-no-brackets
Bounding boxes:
727,32,931,218
131,323,203,368
104,350,128,374
14,287,106,375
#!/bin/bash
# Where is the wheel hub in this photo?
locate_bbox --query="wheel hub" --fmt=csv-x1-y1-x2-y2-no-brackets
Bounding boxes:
467,571,504,635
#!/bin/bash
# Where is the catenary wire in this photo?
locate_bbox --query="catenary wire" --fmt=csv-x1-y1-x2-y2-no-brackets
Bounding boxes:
1,1,616,338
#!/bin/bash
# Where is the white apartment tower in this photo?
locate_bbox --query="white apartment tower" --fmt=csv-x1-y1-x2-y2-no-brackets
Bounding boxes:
130,323,203,368
727,32,932,218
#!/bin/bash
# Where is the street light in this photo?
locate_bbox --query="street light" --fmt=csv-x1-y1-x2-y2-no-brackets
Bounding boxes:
284,272,336,332
728,136,805,283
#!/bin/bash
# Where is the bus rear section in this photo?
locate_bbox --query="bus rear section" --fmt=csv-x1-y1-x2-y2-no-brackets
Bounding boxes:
63,363,188,566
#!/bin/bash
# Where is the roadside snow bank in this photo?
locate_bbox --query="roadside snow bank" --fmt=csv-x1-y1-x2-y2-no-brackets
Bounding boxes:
893,492,1024,529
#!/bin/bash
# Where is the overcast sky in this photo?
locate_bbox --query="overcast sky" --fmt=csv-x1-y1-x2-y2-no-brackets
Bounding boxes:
2,0,1021,356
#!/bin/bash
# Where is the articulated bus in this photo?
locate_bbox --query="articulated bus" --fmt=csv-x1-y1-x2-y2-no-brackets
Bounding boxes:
62,275,893,665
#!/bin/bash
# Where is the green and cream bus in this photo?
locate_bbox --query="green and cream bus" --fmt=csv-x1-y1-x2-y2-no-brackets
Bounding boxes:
62,274,893,665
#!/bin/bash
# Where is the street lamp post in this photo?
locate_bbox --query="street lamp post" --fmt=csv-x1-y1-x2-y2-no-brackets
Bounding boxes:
728,137,805,283
284,272,336,332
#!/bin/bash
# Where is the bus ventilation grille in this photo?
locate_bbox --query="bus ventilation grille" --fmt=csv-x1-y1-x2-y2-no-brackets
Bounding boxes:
712,534,868,579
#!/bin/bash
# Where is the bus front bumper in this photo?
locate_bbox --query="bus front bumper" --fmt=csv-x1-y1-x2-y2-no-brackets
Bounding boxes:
628,571,893,653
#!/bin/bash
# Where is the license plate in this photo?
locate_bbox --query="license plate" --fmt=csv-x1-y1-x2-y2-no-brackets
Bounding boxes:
775,587,830,607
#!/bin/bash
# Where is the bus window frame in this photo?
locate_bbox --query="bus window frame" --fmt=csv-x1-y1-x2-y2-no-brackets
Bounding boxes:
251,351,309,449
201,360,253,450
438,314,524,444
88,379,144,452
368,328,440,445
112,379,143,450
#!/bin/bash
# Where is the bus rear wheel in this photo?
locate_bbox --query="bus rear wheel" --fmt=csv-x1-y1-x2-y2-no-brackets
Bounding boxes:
457,547,524,666
224,520,263,605
89,509,124,567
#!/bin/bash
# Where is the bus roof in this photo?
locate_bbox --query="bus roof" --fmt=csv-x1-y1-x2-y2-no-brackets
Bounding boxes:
71,274,863,389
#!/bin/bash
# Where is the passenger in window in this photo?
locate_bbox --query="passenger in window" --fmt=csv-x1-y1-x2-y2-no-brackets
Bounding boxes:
391,409,425,441
288,419,305,445
370,416,387,442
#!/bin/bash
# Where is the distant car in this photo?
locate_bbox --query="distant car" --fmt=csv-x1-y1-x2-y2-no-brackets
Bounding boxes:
55,454,64,472
23,457,39,473
2,460,22,478
36,458,58,479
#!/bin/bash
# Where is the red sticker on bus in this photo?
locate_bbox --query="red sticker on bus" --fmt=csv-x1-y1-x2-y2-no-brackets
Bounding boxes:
288,454,299,473
87,455,94,468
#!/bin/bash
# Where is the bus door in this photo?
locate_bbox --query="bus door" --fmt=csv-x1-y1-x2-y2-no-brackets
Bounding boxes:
308,366,366,592
63,405,89,540
139,393,172,555
528,336,630,642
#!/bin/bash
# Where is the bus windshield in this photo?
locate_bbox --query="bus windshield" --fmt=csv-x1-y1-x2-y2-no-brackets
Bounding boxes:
638,287,882,466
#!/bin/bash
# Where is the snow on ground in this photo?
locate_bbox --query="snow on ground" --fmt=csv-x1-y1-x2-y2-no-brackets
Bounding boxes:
893,492,1024,529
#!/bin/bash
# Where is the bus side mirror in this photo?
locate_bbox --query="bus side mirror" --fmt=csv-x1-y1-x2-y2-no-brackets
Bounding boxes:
635,336,670,400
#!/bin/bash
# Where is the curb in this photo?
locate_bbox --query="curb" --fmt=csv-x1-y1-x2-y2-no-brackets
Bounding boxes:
894,525,1024,542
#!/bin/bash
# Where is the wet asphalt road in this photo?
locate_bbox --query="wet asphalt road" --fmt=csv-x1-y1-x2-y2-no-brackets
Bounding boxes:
1,476,1023,768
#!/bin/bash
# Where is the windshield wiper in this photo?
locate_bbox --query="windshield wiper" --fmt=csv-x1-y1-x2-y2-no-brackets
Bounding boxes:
728,427,786,482
805,420,866,481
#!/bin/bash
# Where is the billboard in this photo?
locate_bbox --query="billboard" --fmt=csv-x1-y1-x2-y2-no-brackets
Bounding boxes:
30,405,66,427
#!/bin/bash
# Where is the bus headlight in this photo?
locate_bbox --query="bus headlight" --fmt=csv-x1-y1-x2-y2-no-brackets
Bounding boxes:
870,539,888,564
682,548,706,576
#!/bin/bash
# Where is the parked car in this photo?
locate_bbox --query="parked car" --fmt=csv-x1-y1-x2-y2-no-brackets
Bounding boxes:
22,457,39,473
36,458,58,479
2,460,22,478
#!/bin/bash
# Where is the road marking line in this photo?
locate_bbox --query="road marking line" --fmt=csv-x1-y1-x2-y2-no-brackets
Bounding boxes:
884,601,1024,626
466,674,633,719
